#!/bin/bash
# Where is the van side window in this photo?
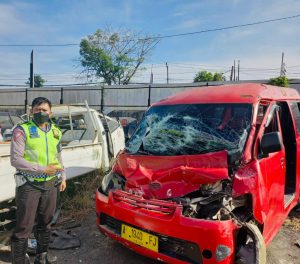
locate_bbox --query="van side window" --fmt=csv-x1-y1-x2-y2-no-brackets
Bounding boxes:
290,102,300,134
256,104,268,131
256,108,278,156
264,111,278,134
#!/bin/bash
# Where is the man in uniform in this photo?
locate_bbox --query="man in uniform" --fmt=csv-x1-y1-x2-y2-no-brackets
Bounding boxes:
10,97,67,264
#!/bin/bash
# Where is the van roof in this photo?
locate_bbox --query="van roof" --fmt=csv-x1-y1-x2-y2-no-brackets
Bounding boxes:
153,83,300,106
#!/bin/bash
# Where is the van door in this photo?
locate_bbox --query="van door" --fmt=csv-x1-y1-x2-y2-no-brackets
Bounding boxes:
278,102,297,204
255,103,286,241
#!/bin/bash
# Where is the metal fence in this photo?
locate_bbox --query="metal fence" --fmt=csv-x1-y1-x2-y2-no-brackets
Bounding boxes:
1,80,300,115
0,82,219,114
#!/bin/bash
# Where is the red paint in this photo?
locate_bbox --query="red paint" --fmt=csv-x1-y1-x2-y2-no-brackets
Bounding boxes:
96,83,300,263
96,190,239,264
114,150,228,199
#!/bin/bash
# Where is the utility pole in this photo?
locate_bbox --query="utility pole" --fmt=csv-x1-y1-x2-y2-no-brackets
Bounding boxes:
29,50,34,88
233,60,236,81
237,60,240,81
166,62,169,84
230,66,234,81
150,64,153,84
280,52,285,76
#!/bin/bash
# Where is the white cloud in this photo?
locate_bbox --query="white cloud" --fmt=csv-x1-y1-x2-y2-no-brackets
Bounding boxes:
0,3,30,36
250,0,300,19
169,18,205,31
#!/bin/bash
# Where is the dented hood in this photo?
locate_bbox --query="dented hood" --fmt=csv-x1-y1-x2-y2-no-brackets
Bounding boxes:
114,150,229,199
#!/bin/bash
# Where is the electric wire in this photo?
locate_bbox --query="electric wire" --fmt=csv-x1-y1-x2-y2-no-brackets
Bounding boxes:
0,14,299,47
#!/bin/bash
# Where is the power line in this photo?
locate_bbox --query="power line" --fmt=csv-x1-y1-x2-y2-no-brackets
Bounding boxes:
0,43,78,47
0,14,300,47
151,14,300,40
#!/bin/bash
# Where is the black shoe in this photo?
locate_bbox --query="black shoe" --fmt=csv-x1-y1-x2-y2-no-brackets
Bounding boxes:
34,252,57,264
11,238,29,264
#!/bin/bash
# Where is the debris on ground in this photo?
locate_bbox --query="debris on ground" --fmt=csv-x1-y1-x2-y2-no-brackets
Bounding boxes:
52,216,82,230
295,239,300,248
50,230,81,250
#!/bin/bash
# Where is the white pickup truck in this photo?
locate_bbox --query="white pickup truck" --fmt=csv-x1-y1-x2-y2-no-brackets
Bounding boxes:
0,104,125,203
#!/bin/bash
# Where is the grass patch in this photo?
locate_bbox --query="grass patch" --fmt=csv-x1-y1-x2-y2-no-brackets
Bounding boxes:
284,209,300,230
58,170,104,220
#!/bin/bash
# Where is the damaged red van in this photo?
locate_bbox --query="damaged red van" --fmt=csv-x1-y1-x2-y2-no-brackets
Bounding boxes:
96,83,300,264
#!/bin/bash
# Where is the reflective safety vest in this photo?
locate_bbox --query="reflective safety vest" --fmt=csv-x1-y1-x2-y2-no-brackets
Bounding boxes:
19,121,62,182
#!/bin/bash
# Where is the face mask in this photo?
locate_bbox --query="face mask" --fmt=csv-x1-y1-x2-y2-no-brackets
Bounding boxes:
33,112,50,124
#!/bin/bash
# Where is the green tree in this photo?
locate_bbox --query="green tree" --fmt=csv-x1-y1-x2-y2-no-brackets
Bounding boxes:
268,76,289,87
79,28,159,85
194,71,225,82
26,74,46,87
213,72,226,81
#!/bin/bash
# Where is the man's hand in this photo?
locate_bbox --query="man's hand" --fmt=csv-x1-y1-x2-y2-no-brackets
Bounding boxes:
59,180,67,192
44,164,61,175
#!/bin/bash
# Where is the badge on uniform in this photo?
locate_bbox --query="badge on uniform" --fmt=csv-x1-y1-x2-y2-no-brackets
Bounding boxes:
53,129,60,139
29,126,39,138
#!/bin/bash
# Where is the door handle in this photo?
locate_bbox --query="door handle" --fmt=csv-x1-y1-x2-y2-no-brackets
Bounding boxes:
280,157,285,167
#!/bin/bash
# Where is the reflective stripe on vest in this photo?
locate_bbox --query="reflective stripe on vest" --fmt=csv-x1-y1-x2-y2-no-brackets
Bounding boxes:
20,121,62,181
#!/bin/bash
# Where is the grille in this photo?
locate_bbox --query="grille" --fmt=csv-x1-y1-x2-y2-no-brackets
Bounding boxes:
100,213,202,264
112,190,177,215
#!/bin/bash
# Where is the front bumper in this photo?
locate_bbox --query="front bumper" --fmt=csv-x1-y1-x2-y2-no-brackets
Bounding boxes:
96,189,239,264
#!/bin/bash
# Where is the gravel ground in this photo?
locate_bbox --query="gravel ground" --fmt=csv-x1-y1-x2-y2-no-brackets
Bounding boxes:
1,211,300,264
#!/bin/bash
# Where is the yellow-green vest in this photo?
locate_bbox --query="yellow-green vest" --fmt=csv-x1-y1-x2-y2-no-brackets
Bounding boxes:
20,121,62,181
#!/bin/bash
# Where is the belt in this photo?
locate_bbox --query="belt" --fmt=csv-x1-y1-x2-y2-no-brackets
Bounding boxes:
18,170,59,182
17,171,61,191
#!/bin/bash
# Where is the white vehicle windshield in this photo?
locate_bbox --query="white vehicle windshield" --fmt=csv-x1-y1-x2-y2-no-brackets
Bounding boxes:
126,104,252,156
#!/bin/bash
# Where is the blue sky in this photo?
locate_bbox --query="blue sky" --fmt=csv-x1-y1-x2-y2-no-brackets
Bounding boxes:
0,0,300,85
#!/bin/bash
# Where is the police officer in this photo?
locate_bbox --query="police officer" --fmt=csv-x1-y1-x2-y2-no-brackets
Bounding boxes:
10,97,67,264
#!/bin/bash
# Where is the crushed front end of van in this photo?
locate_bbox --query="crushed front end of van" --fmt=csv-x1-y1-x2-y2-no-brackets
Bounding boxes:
96,151,266,264
96,84,300,263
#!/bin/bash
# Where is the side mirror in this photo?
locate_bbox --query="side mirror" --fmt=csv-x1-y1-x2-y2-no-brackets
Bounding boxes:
261,132,283,156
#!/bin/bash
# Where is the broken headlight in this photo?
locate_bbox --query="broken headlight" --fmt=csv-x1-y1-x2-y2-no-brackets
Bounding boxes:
101,171,125,195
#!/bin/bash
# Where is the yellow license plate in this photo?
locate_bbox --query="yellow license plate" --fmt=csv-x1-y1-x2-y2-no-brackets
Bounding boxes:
121,224,158,252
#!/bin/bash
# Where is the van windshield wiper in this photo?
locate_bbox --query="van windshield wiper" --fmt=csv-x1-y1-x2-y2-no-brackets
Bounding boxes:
132,149,151,155
197,147,226,154
132,140,152,155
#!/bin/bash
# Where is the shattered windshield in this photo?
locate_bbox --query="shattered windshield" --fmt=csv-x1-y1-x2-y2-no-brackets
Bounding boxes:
126,104,252,156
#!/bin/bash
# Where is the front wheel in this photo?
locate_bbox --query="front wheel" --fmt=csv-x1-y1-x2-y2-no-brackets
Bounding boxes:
235,223,266,264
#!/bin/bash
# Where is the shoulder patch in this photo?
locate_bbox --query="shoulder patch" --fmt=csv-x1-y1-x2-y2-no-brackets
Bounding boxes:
12,126,25,142
51,122,61,131
52,128,60,139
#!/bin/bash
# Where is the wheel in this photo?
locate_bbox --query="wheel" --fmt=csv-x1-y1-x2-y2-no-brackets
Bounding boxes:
235,223,266,264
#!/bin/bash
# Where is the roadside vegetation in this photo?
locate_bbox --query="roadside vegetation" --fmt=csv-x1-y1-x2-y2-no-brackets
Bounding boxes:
284,209,300,230
193,70,226,82
79,27,159,85
268,76,289,87
58,171,104,219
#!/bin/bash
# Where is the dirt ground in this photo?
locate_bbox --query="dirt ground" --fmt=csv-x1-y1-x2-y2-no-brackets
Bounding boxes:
1,210,300,264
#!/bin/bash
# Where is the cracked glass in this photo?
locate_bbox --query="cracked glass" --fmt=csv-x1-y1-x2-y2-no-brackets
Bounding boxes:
126,104,252,156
